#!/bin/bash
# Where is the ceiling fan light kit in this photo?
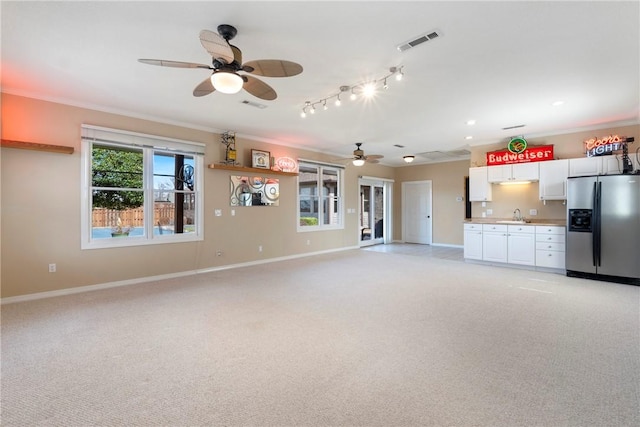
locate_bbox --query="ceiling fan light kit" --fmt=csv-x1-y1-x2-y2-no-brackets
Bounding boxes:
349,143,383,167
301,66,404,118
139,24,302,100
211,71,243,94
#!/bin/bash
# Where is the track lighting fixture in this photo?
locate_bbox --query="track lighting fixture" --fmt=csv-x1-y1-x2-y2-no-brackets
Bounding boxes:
300,66,405,118
403,155,415,163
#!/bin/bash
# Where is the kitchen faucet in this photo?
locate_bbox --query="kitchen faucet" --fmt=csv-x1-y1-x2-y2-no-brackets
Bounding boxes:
513,208,523,221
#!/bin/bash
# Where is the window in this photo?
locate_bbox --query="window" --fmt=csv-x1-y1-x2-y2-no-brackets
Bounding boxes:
81,125,204,249
297,161,343,230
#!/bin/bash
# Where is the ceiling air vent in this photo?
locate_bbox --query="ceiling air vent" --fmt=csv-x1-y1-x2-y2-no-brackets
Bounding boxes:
241,100,267,109
393,144,405,148
416,149,470,163
502,124,525,130
397,30,441,52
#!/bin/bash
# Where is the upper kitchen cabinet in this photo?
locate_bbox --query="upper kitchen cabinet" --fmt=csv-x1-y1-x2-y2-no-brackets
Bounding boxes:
569,157,601,177
487,163,539,183
539,159,569,200
568,155,635,176
469,167,493,201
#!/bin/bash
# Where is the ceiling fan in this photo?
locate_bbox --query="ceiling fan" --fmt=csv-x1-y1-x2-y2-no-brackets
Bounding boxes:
138,24,303,100
350,143,384,166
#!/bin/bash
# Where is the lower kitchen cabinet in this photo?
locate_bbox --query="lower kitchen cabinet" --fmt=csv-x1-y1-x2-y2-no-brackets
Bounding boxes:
464,223,566,272
463,223,483,260
507,225,535,266
482,224,507,263
535,226,566,269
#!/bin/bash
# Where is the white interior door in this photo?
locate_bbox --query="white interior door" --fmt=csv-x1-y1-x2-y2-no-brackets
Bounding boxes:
403,181,432,244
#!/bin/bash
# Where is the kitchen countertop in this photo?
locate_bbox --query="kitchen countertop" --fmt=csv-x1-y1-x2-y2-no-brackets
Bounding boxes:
464,218,566,226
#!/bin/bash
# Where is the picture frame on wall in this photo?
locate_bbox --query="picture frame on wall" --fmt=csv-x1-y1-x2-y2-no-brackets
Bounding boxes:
251,149,270,169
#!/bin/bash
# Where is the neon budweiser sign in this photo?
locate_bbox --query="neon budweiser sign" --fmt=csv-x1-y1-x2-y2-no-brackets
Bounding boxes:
486,145,554,166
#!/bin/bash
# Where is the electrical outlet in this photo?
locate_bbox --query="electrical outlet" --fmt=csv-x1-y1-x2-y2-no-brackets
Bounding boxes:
216,251,223,257
306,240,311,245
486,209,493,215
214,209,222,217
258,245,263,252
231,209,235,216
529,209,538,216
48,263,56,273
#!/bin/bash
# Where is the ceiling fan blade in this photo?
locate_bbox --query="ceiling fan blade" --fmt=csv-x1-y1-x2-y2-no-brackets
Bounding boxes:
366,159,380,164
138,59,212,69
243,60,303,77
193,76,215,97
243,75,277,100
199,30,234,63
366,154,384,160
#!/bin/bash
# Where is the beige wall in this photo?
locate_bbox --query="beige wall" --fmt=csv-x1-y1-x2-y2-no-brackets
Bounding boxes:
1,94,396,298
393,161,470,246
3,93,636,298
468,124,640,221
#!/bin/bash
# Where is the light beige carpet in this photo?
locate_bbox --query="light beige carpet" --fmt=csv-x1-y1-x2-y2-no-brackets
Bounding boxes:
2,249,639,426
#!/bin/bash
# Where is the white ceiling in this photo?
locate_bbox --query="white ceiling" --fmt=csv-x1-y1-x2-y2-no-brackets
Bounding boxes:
2,1,639,166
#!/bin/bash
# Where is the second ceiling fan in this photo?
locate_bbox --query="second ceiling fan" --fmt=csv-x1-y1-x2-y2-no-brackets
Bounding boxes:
138,24,303,100
351,143,384,166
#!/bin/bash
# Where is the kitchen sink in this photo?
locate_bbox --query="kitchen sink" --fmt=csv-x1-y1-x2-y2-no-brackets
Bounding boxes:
496,220,530,224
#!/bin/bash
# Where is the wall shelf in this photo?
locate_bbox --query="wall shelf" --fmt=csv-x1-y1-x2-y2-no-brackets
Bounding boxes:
208,163,298,176
1,139,74,154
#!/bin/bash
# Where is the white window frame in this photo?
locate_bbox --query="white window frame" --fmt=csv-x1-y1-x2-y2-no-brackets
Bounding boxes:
297,160,344,232
80,125,204,249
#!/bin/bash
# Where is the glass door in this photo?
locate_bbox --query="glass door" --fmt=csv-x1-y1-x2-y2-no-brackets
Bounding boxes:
359,178,389,246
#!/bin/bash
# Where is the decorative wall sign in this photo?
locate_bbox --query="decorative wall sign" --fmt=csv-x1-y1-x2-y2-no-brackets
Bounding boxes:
583,135,629,157
251,149,270,169
507,137,528,154
274,156,298,173
486,145,554,166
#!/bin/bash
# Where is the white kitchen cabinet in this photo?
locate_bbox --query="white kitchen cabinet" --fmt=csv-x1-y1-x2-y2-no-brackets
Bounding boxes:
469,167,493,201
539,159,569,201
482,224,507,263
507,225,535,266
569,157,602,177
488,163,539,183
463,223,483,260
535,226,566,269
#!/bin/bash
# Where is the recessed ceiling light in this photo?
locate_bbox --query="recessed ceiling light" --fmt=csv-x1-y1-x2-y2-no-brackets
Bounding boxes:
465,136,473,140
466,120,476,126
552,100,565,107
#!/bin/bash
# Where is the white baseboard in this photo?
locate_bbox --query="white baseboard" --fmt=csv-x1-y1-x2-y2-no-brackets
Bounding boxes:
1,246,359,305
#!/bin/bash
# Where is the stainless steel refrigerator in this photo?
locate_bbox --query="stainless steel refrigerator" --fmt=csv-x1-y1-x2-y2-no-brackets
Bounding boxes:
566,174,640,285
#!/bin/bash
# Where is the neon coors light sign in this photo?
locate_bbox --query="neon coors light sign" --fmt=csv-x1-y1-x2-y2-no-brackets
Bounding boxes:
583,135,631,157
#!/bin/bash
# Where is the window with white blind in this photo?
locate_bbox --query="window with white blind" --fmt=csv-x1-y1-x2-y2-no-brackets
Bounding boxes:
297,161,343,231
81,125,204,249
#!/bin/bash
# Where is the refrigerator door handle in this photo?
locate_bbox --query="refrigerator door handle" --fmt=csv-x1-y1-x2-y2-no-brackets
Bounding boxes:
595,181,602,267
592,182,598,267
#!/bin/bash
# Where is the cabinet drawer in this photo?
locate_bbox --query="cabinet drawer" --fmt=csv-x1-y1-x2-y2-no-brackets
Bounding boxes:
507,225,535,234
464,223,483,231
536,241,565,252
536,233,565,244
536,250,566,269
483,224,507,232
535,226,565,235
